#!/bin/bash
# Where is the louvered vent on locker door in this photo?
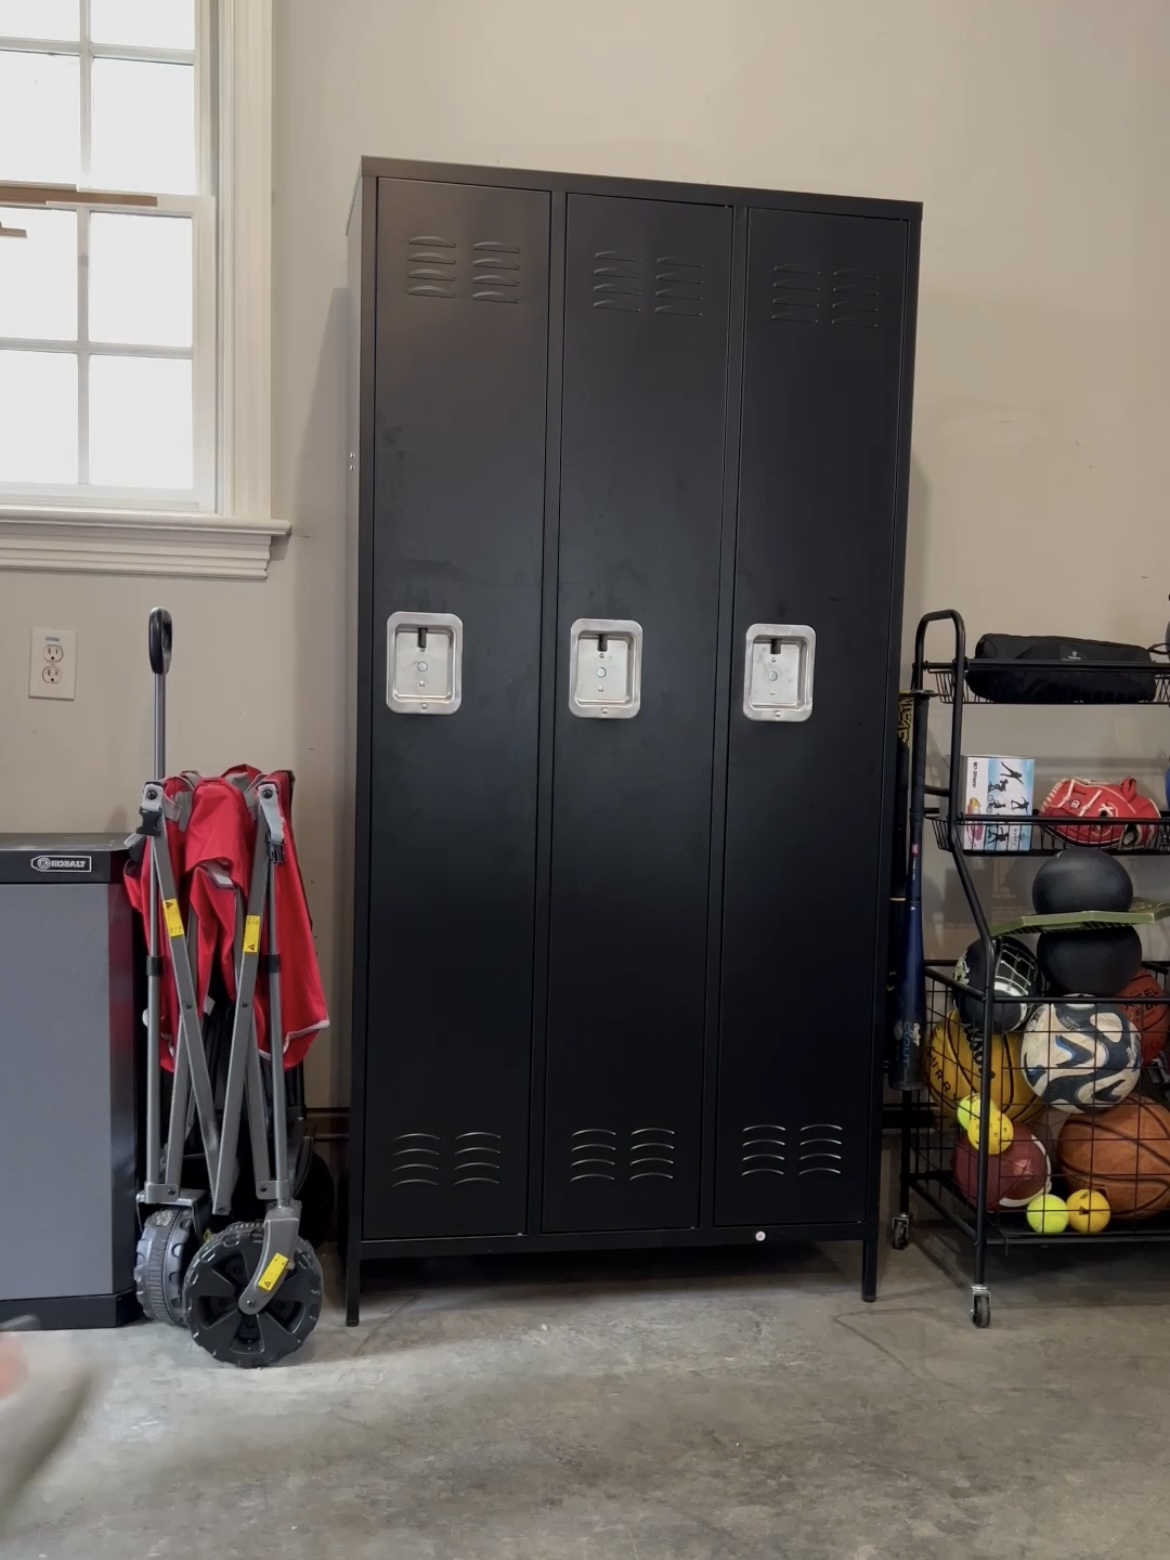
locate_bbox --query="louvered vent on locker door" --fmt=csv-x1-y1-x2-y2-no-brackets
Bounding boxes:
390,1131,442,1188
568,1127,677,1181
830,268,879,328
770,263,822,325
453,1130,503,1185
592,251,644,312
629,1126,675,1180
389,1130,503,1188
741,1123,787,1176
654,255,703,317
472,240,521,304
798,1123,844,1176
570,1127,618,1181
406,234,457,299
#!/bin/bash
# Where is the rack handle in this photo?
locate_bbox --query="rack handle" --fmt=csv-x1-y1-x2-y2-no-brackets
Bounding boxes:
149,608,172,677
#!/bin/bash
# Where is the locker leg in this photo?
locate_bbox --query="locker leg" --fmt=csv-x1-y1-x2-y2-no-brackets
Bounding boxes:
861,1235,878,1303
344,1223,361,1327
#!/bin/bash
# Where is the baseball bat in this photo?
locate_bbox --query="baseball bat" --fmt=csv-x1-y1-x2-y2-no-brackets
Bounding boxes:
885,691,913,1067
890,688,930,1090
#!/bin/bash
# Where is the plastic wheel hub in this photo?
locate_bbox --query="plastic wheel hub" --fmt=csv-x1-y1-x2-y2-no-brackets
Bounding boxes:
135,1208,197,1327
182,1222,322,1368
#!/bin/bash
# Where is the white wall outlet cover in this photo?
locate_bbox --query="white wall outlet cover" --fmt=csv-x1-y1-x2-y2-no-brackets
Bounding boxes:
29,628,77,701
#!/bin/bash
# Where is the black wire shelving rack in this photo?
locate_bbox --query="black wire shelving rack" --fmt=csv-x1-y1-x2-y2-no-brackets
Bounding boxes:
893,609,1170,1327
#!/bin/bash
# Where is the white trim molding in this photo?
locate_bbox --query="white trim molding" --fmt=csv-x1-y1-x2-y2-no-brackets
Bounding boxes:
0,507,284,580
218,0,273,526
0,0,285,580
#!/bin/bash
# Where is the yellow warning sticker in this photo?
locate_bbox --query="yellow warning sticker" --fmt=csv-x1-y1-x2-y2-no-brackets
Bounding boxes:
257,1254,289,1293
243,914,262,955
163,898,184,939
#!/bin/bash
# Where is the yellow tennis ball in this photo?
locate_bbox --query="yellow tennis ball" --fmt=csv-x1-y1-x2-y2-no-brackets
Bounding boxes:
955,1094,980,1134
967,1106,1013,1157
1066,1187,1111,1234
1026,1193,1069,1235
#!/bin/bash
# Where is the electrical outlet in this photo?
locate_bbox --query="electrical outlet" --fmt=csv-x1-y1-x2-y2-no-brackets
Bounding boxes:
29,628,77,700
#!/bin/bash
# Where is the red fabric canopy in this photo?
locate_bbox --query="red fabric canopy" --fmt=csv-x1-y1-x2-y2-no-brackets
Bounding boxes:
125,767,328,1069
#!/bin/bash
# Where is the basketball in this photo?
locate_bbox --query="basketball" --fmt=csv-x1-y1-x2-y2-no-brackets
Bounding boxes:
1059,1097,1170,1220
954,936,1041,1034
1117,970,1170,1066
926,1013,1044,1125
953,1122,1051,1211
1066,1187,1111,1233
1032,849,1133,916
1037,926,1143,997
1020,1000,1140,1114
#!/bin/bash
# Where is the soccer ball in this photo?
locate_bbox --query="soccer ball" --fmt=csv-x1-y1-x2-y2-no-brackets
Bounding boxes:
1020,1000,1140,1115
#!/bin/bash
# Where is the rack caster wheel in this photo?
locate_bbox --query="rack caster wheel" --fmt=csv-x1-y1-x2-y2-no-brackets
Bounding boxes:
971,1287,991,1329
135,1208,197,1326
183,1222,323,1368
890,1213,910,1252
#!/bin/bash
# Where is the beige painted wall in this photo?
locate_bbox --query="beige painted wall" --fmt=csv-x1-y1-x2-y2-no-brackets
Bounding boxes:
3,0,1169,1100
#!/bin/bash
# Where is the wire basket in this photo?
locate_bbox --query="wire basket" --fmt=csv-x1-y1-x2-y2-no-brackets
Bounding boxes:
905,963,1170,1248
928,811,1170,857
926,662,1170,707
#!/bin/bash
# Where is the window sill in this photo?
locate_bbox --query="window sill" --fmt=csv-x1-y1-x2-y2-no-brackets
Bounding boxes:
0,505,291,580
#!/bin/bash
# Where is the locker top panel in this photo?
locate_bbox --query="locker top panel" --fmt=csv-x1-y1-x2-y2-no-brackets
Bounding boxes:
355,159,920,226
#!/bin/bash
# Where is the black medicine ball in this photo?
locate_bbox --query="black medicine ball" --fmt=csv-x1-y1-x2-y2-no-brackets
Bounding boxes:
1037,926,1143,996
1032,848,1133,916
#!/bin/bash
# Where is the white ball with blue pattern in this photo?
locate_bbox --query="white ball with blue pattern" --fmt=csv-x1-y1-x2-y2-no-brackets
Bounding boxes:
1021,999,1140,1114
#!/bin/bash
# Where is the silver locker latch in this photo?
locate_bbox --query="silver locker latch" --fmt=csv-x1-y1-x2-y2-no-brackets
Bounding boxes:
386,611,463,715
568,618,643,719
743,623,815,721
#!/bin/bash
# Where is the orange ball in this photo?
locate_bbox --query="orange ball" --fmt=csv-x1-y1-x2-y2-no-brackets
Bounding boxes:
1117,970,1170,1066
1059,1098,1170,1221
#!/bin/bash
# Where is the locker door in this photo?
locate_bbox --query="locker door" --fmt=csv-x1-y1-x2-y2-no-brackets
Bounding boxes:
364,179,550,1240
543,194,732,1234
716,209,909,1227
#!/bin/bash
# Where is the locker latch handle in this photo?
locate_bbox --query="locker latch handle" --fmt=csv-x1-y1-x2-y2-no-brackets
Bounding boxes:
743,623,815,722
568,618,643,719
386,611,463,715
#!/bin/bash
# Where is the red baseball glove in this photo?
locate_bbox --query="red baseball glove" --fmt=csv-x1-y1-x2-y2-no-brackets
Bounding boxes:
1040,777,1162,848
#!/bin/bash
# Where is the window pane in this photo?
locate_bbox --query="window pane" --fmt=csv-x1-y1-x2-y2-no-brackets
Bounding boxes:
0,352,78,483
0,0,78,39
0,209,76,340
0,51,80,183
90,356,191,487
90,59,195,194
90,214,191,348
90,0,193,50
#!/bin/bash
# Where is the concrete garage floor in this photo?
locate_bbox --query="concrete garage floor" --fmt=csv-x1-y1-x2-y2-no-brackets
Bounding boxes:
8,1221,1170,1560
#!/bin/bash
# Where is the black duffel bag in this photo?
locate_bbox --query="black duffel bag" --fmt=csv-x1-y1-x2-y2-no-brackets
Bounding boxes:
966,634,1157,703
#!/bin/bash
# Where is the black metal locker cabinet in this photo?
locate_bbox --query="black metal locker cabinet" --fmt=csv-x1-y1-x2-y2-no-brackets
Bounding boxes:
542,195,732,1234
346,158,920,1322
714,209,911,1227
362,179,551,1240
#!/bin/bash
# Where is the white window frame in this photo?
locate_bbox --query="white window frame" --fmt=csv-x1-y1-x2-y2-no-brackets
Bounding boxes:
0,0,284,579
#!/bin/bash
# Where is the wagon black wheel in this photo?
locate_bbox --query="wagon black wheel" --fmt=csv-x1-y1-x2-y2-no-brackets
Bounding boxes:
182,1222,322,1368
889,1212,911,1252
135,1208,197,1327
